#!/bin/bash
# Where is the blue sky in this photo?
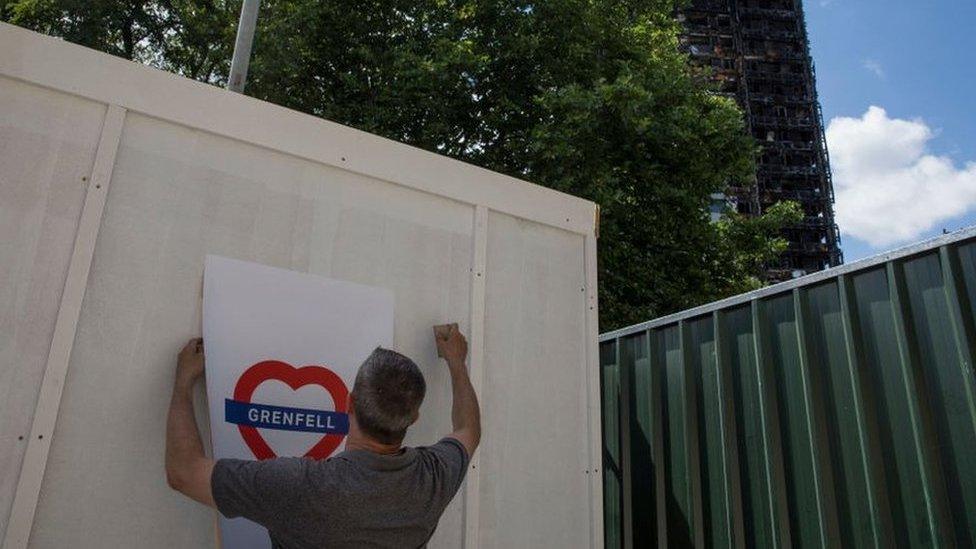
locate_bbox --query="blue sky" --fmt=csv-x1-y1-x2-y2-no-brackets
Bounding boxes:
805,0,976,261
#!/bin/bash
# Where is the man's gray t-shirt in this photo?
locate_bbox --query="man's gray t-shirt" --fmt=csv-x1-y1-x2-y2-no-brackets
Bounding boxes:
211,438,469,549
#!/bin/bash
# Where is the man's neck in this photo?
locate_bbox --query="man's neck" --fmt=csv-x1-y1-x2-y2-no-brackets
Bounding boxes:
344,432,403,455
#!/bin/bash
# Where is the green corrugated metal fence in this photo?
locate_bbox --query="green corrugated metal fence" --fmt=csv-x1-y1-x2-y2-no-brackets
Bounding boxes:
600,228,976,548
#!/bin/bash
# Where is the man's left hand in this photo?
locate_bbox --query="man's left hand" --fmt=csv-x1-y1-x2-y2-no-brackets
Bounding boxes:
177,337,205,388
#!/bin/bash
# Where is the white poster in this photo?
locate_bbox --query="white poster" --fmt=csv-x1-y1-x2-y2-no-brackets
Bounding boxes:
203,256,394,548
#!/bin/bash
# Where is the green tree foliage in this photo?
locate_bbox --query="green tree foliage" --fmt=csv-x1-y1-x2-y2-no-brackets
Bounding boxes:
1,0,235,80
3,0,802,331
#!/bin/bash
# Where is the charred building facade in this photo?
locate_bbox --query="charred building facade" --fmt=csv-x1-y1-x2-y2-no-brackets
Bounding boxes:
679,0,843,278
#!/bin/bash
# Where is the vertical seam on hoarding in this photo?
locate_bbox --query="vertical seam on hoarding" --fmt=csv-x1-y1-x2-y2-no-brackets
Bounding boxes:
585,233,604,549
648,330,668,548
712,312,732,547
837,274,892,547
938,245,976,542
618,339,633,549
713,310,746,549
938,246,976,456
600,339,622,548
463,205,488,549
886,262,954,546
3,104,126,549
679,321,706,548
792,288,840,547
751,299,793,548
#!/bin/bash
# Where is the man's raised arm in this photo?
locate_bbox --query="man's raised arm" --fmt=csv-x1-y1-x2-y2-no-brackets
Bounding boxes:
434,324,481,458
165,338,216,507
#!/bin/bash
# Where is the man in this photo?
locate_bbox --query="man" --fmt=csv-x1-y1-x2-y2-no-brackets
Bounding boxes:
165,325,480,548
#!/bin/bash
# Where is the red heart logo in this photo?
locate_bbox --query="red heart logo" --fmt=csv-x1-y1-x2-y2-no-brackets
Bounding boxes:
233,360,349,460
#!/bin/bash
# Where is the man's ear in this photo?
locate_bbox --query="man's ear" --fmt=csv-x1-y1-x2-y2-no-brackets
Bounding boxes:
410,407,420,426
348,393,356,416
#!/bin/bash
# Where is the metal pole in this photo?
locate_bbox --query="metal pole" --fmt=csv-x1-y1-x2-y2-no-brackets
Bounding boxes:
227,0,260,93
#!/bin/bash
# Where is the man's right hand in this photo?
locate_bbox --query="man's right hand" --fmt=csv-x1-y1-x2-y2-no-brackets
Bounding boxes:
434,324,468,366
433,323,480,457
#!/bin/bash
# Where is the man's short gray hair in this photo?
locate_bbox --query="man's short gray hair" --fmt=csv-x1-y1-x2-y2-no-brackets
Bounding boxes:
351,347,426,444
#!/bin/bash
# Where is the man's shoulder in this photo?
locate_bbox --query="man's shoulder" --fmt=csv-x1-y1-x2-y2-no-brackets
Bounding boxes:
416,437,469,470
421,436,468,455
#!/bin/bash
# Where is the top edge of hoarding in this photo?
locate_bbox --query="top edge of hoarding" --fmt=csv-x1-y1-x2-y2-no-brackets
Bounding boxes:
0,22,597,236
600,224,976,341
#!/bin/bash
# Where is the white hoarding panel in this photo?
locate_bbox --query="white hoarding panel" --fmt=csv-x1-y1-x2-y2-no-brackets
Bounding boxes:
0,22,601,549
29,112,475,548
479,212,591,548
0,76,105,541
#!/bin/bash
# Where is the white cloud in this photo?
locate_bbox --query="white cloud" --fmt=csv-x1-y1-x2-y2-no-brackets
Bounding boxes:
827,106,976,247
862,58,885,79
